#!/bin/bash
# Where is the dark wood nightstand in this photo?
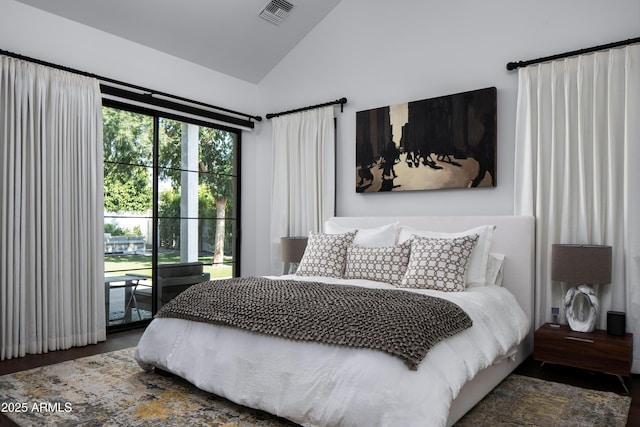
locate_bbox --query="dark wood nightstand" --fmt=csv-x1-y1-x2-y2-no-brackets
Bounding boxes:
534,323,633,392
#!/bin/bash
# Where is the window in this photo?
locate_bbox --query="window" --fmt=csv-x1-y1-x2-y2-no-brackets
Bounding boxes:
103,102,240,331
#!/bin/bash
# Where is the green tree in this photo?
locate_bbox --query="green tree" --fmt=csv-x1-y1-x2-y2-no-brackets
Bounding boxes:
158,120,236,266
199,127,236,266
103,107,153,213
158,189,181,249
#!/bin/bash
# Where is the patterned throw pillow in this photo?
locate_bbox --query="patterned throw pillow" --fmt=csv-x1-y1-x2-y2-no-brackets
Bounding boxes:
398,234,479,292
296,231,357,278
343,241,411,286
397,225,495,286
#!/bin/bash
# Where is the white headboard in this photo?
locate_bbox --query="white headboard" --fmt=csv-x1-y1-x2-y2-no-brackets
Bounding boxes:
328,215,536,351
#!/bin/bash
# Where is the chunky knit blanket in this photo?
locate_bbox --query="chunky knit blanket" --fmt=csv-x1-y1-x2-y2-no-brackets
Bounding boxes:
156,277,472,370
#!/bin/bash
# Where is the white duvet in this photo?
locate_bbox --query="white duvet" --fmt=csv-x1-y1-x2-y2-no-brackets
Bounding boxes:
135,276,529,427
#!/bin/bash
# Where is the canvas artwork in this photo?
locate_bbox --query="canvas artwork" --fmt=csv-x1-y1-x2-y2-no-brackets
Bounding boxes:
356,87,497,192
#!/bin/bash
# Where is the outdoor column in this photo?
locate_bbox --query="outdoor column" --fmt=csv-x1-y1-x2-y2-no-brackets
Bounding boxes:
180,123,199,262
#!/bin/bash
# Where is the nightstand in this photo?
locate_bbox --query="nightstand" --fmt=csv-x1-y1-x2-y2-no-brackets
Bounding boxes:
534,323,633,392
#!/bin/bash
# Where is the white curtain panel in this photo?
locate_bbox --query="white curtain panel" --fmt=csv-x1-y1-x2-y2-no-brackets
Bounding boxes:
0,56,105,360
514,45,640,372
270,106,335,274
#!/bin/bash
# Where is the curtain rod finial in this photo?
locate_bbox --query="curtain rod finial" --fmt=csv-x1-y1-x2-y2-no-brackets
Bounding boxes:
339,97,347,113
506,62,520,71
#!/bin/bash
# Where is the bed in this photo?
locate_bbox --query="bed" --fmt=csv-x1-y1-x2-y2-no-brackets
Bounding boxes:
135,215,535,426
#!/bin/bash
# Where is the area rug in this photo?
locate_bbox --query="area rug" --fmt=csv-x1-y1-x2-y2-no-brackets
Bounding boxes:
0,348,295,426
455,374,631,427
0,348,631,427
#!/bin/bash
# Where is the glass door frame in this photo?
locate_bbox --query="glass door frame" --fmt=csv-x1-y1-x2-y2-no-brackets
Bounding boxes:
103,98,241,333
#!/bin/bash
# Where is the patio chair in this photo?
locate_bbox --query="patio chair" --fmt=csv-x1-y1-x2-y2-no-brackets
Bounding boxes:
134,262,211,313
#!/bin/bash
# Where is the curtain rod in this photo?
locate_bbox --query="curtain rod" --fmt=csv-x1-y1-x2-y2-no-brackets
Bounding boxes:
266,97,347,119
506,36,640,71
0,48,263,127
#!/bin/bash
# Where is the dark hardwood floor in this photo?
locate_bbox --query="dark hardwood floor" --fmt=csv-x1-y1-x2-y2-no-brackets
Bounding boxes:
1,329,638,426
0,328,144,377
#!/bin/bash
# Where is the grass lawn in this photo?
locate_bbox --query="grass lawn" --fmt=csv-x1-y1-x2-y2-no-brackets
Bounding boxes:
105,253,233,279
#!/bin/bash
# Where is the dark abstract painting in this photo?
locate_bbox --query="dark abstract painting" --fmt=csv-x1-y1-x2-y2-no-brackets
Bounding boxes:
356,87,497,192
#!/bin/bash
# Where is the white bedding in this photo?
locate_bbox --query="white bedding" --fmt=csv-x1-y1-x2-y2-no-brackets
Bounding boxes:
135,275,529,427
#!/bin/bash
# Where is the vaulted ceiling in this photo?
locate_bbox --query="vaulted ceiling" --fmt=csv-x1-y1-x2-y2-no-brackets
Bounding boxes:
15,0,343,83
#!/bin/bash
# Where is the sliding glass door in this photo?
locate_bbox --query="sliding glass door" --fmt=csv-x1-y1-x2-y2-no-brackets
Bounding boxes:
103,106,154,327
103,103,239,331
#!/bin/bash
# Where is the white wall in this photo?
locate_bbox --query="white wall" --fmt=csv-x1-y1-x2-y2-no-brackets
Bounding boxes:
0,0,263,276
2,0,639,276
251,0,640,275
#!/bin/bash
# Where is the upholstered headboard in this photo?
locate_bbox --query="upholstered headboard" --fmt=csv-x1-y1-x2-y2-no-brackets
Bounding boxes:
328,216,536,352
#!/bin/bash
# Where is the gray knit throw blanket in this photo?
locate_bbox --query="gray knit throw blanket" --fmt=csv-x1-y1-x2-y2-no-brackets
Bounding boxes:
156,277,472,370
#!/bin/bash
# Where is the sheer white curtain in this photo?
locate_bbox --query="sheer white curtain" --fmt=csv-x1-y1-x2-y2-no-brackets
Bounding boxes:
514,44,640,372
270,106,335,274
0,56,105,360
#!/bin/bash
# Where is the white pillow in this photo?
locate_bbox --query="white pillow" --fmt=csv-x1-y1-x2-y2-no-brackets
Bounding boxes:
486,253,505,286
397,235,479,292
296,231,356,278
397,224,495,286
324,221,399,247
343,241,411,286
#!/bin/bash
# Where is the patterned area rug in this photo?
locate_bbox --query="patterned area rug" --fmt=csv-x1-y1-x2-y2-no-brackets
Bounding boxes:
0,348,631,426
456,374,631,427
0,348,294,426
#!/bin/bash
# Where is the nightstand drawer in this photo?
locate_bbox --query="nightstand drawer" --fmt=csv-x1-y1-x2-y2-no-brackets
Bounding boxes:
534,323,632,377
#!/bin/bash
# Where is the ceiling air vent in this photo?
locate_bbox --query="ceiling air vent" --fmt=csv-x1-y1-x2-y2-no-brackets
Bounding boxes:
258,0,295,25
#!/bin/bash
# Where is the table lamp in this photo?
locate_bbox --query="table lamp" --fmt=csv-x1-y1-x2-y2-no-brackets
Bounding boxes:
551,244,612,332
280,236,308,274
